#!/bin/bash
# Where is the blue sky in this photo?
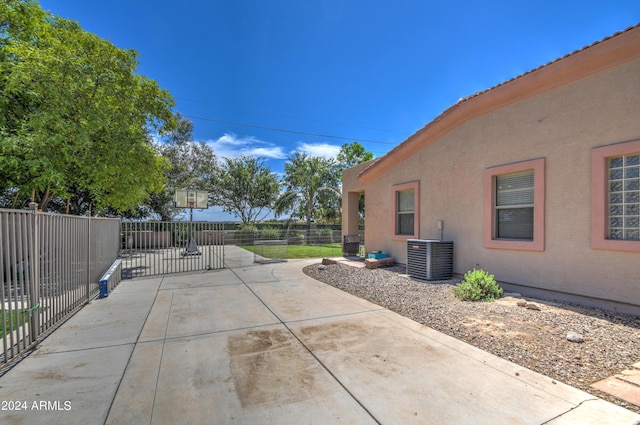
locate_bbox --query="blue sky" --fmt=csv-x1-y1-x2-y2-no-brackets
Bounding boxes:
39,0,640,221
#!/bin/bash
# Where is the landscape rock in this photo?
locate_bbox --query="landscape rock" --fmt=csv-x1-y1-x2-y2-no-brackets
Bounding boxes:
322,258,337,265
317,264,328,270
364,258,380,269
567,331,585,343
302,262,640,413
516,300,528,307
525,303,541,311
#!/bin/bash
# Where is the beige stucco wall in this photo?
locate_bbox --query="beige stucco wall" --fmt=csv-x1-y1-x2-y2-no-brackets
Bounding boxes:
350,58,640,311
341,160,374,242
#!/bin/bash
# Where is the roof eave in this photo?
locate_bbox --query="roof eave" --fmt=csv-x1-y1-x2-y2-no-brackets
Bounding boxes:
358,24,640,185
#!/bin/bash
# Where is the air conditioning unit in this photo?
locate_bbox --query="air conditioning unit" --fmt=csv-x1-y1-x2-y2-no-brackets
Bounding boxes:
407,239,453,281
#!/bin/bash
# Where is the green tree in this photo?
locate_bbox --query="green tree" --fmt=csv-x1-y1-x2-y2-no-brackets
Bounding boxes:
276,152,340,237
336,141,373,225
0,0,176,213
147,114,217,221
336,141,374,171
209,155,280,224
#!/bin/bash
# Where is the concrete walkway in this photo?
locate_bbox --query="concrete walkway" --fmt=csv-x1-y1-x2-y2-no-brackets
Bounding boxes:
0,246,638,424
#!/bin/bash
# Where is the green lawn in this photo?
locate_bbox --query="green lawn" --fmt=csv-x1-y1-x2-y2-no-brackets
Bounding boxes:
240,243,342,259
1,305,45,338
1,309,29,338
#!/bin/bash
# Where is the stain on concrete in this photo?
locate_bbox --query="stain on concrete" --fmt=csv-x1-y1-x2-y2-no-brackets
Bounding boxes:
228,329,324,408
297,319,436,380
35,369,68,381
298,320,391,355
192,363,218,389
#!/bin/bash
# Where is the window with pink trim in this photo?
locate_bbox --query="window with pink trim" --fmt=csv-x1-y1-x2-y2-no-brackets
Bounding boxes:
392,181,419,240
484,158,545,251
592,140,640,252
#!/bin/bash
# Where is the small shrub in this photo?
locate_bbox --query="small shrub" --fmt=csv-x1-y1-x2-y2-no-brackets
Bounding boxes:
454,269,503,301
236,224,259,244
259,227,281,240
285,229,304,245
315,228,334,244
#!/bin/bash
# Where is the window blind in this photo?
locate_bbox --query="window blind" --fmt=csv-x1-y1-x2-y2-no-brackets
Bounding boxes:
396,189,414,235
495,171,534,240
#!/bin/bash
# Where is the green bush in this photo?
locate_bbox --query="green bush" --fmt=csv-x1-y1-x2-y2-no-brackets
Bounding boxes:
259,227,281,240
454,269,503,301
285,230,304,245
236,224,259,244
315,228,334,244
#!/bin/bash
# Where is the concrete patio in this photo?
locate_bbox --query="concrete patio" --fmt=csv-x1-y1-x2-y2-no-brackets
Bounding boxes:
0,246,638,424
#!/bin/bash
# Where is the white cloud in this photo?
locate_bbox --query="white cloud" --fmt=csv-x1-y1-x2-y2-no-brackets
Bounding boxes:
247,146,287,159
204,135,342,162
206,133,287,159
296,142,341,159
216,133,253,146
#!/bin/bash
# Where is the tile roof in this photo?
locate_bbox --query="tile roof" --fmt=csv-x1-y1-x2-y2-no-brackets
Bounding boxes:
455,23,640,105
358,23,640,183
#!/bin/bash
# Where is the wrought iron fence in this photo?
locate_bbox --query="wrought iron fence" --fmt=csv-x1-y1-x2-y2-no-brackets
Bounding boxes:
1,209,121,370
224,227,342,246
120,221,225,278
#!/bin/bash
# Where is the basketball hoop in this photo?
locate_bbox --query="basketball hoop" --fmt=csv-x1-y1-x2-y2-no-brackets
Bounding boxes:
174,190,209,256
175,190,208,210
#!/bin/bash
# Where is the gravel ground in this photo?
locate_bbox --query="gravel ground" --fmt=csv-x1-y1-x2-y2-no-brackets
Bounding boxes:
302,262,640,413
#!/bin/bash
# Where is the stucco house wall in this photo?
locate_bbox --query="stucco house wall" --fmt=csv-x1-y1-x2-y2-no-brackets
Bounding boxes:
344,26,640,314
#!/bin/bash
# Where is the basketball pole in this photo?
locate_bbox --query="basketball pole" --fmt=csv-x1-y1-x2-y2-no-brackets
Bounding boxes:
175,190,207,256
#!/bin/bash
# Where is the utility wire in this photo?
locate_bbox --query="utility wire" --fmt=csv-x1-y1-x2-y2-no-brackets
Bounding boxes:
175,96,410,136
183,114,398,146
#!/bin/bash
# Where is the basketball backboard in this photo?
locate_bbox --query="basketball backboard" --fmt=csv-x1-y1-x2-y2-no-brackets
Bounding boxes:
174,190,209,209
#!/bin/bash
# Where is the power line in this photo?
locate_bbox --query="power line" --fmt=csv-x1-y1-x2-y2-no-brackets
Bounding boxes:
174,96,411,136
182,114,399,146
157,124,392,157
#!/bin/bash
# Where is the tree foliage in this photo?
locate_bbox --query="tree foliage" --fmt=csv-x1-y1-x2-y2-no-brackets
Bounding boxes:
144,114,217,220
0,0,176,213
336,141,374,171
209,155,280,224
336,141,373,223
276,152,340,234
